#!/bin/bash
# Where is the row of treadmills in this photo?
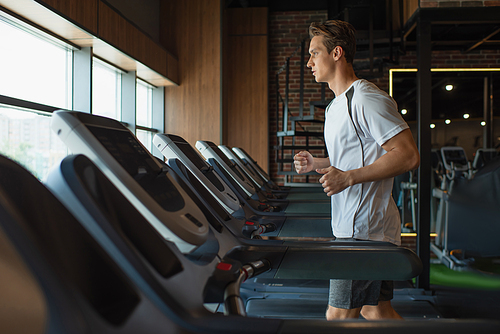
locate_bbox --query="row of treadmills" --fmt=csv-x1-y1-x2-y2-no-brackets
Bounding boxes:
1,110,499,333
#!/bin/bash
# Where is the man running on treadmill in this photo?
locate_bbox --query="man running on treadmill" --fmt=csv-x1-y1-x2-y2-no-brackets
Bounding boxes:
293,20,420,320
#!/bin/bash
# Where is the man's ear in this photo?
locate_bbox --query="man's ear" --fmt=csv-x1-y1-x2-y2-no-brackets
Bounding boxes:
332,46,343,61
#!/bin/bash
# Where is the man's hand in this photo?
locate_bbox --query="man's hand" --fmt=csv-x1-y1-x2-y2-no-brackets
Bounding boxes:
294,151,315,174
317,166,351,196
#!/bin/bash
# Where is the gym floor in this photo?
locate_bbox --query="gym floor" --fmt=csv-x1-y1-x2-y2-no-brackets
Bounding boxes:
428,260,500,320
432,285,500,320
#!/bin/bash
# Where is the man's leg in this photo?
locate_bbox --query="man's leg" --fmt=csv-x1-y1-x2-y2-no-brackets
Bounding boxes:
360,300,403,320
328,279,375,320
328,279,400,320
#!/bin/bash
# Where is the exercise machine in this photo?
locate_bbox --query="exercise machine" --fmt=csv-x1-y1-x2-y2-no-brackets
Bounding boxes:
196,140,329,203
47,110,427,320
154,134,330,217
2,153,498,332
153,134,332,237
431,146,500,270
218,144,325,201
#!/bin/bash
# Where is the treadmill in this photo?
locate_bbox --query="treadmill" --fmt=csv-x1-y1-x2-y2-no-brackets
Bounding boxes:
3,153,499,332
196,140,329,204
217,144,328,202
196,140,333,228
218,144,277,194
431,146,500,270
48,110,423,319
153,134,332,237
160,146,412,316
154,134,330,216
0,154,193,334
232,146,323,195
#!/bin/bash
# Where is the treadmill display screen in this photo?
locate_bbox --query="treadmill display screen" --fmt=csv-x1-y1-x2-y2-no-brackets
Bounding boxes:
206,142,232,166
206,142,245,181
173,159,231,222
87,125,185,212
172,140,225,192
178,142,208,169
442,149,467,167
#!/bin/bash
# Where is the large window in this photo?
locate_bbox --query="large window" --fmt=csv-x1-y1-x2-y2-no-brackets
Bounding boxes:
0,14,72,109
0,9,164,179
92,58,122,120
0,13,72,179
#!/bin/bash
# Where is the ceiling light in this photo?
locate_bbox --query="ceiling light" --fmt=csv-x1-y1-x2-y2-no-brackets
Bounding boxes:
401,109,408,115
463,113,470,119
445,84,454,91
430,123,436,129
481,121,486,126
445,119,451,125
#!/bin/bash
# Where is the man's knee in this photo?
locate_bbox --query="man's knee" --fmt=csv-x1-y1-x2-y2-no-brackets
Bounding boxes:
326,305,361,320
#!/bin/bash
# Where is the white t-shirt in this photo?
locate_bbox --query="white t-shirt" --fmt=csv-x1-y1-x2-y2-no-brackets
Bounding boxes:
324,79,408,246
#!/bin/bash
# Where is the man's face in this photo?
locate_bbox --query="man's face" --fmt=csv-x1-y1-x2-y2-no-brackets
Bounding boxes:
307,36,335,83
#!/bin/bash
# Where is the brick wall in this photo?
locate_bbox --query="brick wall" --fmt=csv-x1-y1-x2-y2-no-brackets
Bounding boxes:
269,11,332,185
268,9,500,185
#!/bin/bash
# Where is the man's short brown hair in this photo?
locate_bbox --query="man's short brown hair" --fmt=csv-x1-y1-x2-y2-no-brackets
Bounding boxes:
309,20,356,64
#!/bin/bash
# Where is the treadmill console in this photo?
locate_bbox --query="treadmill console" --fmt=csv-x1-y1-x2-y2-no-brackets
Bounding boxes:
219,145,264,188
153,134,241,215
196,140,256,197
51,110,209,253
441,147,469,172
86,125,185,212
232,147,270,183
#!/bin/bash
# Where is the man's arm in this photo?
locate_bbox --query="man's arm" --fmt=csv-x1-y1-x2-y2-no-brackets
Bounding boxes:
317,129,420,196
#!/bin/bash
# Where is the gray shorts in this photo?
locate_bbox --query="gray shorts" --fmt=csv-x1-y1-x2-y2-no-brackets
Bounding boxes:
328,279,394,309
328,237,394,309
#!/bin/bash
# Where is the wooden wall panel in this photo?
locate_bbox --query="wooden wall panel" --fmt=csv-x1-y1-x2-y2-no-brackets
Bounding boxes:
226,7,267,35
225,35,268,171
162,0,222,146
224,8,268,172
166,53,179,85
159,0,177,57
98,1,168,78
36,0,98,35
